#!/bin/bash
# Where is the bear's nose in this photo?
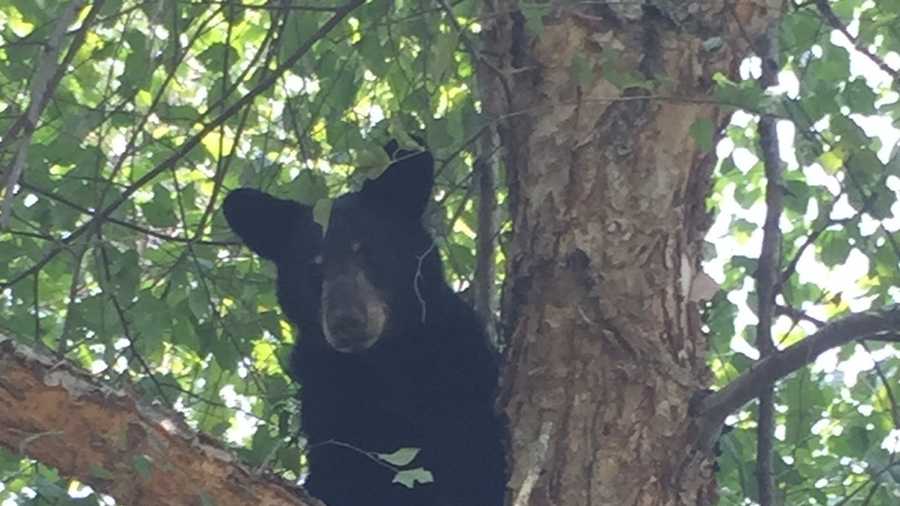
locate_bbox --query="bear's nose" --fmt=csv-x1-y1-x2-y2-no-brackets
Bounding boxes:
324,307,368,343
329,312,365,338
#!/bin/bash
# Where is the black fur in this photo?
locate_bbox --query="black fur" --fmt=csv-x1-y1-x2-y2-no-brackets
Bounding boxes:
223,142,506,506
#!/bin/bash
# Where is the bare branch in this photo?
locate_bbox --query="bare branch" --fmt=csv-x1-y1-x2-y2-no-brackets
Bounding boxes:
754,19,784,506
0,0,107,152
696,306,900,433
473,139,500,347
775,304,825,327
860,342,900,430
0,0,89,229
814,0,899,81
446,0,503,347
0,336,321,506
18,179,235,246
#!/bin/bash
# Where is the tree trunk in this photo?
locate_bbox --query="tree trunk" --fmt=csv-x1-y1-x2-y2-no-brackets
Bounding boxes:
479,2,783,504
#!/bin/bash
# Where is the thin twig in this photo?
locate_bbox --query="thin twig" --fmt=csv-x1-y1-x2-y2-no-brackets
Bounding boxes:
0,0,90,229
58,244,88,353
18,180,235,246
513,420,554,506
859,341,900,430
754,20,784,506
775,304,826,327
814,0,899,81
96,242,171,406
832,461,900,506
414,243,438,323
0,0,106,151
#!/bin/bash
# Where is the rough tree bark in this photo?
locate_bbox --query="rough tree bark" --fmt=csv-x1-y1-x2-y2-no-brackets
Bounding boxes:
0,336,318,506
478,2,784,505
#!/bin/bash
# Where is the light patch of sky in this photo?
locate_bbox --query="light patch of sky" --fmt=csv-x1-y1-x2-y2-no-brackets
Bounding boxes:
704,22,900,396
884,429,900,453
284,73,318,95
110,133,128,156
220,384,261,444
270,99,284,120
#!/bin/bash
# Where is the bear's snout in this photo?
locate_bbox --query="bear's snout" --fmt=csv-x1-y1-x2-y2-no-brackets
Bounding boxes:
321,271,387,353
324,307,367,339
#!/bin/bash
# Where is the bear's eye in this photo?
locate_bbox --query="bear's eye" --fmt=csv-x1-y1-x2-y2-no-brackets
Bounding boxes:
311,254,323,265
351,241,362,254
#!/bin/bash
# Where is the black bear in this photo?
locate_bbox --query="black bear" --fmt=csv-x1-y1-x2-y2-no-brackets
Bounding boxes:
223,141,506,506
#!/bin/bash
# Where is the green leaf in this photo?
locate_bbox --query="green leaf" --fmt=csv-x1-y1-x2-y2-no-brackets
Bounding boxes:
121,30,150,90
358,34,389,76
132,290,172,352
90,465,114,480
132,454,153,480
844,78,876,114
689,118,715,152
199,492,217,506
601,49,654,90
198,42,239,70
378,447,420,467
428,31,459,83
839,426,869,458
357,148,392,179
143,184,178,228
392,467,434,488
783,179,811,215
10,0,48,24
819,231,852,267
188,286,209,320
521,4,546,37
280,12,323,64
570,54,594,88
313,198,333,233
780,12,821,52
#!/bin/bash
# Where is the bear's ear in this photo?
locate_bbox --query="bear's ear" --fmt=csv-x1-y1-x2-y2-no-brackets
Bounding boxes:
223,188,314,261
361,146,434,219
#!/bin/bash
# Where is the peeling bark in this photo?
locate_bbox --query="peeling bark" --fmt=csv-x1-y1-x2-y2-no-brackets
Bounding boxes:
0,336,317,506
480,2,785,505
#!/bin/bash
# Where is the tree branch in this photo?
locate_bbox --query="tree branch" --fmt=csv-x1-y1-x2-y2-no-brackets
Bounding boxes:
456,0,502,346
754,20,784,506
695,306,900,448
473,138,499,346
0,0,89,229
0,335,321,506
813,0,899,81
18,179,235,246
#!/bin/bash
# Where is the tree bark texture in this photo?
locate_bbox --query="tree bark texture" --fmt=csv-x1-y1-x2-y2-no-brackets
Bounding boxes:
479,2,784,505
0,336,316,506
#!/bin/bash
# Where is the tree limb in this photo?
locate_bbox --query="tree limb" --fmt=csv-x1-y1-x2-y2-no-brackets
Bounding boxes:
472,149,499,337
754,19,784,506
695,306,900,448
0,0,89,229
0,335,321,506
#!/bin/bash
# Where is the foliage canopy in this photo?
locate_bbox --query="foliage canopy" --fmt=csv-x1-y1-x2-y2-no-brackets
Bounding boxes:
0,1,898,505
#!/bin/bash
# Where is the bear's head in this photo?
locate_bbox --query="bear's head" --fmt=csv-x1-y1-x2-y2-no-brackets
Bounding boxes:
223,142,439,354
